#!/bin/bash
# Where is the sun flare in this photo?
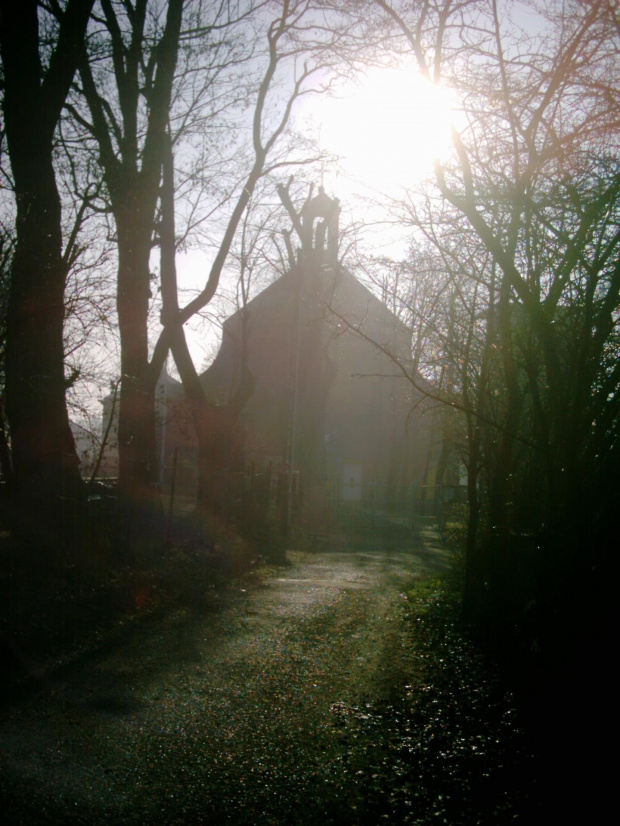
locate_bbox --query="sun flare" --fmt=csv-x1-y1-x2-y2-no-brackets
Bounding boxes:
316,67,455,192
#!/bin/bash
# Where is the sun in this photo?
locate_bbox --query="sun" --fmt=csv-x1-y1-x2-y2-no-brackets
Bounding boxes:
314,67,455,192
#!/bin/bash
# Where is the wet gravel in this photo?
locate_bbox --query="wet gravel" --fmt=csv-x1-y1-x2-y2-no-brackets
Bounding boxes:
0,535,533,825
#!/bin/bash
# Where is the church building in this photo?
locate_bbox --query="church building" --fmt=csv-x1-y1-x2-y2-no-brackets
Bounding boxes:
199,189,437,516
100,190,439,522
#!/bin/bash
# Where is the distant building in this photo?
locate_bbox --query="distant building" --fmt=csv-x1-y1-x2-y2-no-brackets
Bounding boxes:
200,190,437,516
69,421,100,479
99,367,196,490
99,191,440,519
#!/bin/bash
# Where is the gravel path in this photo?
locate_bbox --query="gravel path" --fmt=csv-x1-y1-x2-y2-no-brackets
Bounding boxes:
1,539,452,825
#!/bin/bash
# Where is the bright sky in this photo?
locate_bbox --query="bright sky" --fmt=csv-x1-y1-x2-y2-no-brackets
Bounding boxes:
302,65,456,200
174,65,458,376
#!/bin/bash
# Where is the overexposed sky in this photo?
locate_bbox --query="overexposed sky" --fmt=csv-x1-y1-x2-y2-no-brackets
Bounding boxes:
174,62,460,370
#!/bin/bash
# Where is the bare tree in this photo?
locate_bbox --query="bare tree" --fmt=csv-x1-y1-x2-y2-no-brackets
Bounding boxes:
369,0,620,638
0,0,95,544
68,0,187,541
156,1,356,521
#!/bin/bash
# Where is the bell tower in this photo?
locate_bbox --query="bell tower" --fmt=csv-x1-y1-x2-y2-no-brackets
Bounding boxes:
298,187,340,266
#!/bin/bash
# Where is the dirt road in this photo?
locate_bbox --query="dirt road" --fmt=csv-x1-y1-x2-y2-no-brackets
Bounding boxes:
1,539,452,825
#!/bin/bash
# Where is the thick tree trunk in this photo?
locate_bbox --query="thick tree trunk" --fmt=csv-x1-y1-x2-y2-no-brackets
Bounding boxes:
115,221,161,553
4,133,83,547
169,326,250,526
74,0,184,554
0,0,95,551
116,224,158,494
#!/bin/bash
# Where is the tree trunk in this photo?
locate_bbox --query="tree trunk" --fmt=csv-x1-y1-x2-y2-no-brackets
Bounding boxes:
74,0,184,553
3,118,83,549
115,219,161,553
0,0,95,551
462,413,484,623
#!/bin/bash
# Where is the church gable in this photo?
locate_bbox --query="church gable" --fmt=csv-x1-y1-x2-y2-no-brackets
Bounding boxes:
199,191,434,501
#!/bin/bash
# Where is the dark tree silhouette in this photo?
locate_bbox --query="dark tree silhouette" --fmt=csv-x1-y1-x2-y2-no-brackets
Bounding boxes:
368,0,620,652
0,0,95,545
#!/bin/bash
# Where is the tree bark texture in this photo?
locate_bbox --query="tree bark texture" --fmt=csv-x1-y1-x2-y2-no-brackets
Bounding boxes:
0,0,95,537
116,219,158,500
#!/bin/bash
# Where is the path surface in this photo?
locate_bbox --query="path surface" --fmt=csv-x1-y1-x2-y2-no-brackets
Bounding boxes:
1,537,450,825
